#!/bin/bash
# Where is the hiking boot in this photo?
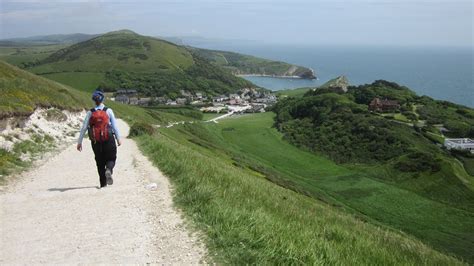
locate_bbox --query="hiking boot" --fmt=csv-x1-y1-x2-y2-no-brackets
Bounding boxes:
105,169,113,185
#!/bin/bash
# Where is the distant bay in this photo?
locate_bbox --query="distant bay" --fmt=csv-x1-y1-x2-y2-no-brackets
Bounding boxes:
184,40,473,107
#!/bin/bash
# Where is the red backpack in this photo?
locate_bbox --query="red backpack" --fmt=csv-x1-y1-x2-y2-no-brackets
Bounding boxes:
88,107,112,143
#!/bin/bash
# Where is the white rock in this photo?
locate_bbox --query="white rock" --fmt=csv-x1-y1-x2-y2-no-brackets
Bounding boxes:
146,183,158,190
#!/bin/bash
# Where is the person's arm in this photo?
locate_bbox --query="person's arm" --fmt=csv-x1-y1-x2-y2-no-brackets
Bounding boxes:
76,111,91,151
107,109,121,146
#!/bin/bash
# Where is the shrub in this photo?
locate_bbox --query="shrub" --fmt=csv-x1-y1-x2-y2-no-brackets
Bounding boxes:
394,152,441,173
129,122,155,137
402,111,417,121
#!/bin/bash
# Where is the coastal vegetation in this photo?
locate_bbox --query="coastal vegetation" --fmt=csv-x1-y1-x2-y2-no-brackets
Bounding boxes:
134,117,463,264
1,39,472,263
17,30,253,98
190,47,316,79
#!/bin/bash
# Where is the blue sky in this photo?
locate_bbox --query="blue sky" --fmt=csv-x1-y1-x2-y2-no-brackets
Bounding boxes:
0,0,472,47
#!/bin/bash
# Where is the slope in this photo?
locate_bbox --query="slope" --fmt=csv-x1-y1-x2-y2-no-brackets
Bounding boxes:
191,47,316,79
0,60,465,264
25,30,254,97
131,116,464,264
0,60,191,180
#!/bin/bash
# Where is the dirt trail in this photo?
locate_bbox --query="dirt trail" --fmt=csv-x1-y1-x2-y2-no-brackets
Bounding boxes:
0,119,205,264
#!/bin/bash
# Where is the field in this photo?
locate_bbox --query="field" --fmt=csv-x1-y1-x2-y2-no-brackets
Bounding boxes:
159,112,473,262
275,87,311,98
41,72,105,93
0,44,67,66
128,113,463,264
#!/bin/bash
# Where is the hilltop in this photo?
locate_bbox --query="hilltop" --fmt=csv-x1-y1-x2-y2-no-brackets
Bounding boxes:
23,30,254,98
319,75,349,92
276,75,349,98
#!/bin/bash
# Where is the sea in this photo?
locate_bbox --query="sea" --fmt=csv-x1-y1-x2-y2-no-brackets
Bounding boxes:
185,40,473,107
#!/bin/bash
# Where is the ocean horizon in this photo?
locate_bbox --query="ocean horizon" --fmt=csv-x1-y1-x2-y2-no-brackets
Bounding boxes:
184,40,473,107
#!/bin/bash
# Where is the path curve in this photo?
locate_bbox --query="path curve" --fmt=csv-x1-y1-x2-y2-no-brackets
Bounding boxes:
0,119,205,264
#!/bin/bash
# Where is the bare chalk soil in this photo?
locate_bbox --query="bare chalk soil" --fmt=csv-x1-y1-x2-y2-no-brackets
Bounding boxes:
0,119,205,264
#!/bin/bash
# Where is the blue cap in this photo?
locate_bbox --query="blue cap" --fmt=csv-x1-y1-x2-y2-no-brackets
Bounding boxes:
92,90,105,103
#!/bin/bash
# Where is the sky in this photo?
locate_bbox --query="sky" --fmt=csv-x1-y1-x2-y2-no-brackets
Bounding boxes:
0,0,472,47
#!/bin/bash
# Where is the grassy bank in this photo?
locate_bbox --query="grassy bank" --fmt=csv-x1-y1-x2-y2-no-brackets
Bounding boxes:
201,113,474,262
132,117,463,264
0,60,188,182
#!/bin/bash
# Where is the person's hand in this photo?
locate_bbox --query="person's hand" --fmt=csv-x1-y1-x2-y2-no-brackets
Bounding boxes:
76,143,82,152
117,139,122,146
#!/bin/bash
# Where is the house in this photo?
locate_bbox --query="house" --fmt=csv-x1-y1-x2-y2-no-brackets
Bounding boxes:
115,94,130,104
176,98,187,105
138,97,152,106
368,97,400,112
229,94,240,100
129,97,139,105
213,95,229,102
116,89,137,95
195,92,203,100
245,104,265,113
155,97,168,104
444,138,474,152
114,89,138,104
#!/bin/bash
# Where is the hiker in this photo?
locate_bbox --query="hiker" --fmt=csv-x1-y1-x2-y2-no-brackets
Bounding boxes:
77,90,122,188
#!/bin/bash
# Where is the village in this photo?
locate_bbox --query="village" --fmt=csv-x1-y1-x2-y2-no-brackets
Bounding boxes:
109,87,277,114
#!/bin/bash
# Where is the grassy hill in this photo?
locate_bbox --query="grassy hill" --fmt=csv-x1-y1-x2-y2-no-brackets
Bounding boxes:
0,60,191,179
0,60,467,263
131,114,464,264
190,47,316,79
270,80,474,260
0,60,90,118
23,30,253,97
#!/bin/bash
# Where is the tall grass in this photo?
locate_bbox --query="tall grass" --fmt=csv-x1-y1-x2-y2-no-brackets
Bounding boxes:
135,131,463,264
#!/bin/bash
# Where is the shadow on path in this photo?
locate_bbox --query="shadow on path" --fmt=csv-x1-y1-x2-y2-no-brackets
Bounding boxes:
48,186,99,192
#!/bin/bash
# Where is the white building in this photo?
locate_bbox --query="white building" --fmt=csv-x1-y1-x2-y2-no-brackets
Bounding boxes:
444,138,474,152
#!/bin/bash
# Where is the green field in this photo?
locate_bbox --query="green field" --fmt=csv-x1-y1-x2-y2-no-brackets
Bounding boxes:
41,72,105,92
162,112,473,262
276,87,312,98
130,113,464,264
0,44,67,66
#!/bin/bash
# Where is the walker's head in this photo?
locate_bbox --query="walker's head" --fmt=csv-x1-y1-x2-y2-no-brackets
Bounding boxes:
92,90,105,104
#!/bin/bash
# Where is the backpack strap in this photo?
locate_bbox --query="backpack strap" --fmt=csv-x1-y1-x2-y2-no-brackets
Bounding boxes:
103,107,108,112
90,108,96,112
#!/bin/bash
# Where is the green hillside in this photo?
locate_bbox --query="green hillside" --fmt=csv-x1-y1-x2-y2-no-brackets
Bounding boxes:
270,80,474,260
25,30,254,97
191,47,316,79
0,59,467,263
0,60,89,118
130,115,464,264
0,60,190,178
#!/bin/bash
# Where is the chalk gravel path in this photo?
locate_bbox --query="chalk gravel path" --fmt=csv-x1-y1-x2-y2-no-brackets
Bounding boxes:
0,119,205,264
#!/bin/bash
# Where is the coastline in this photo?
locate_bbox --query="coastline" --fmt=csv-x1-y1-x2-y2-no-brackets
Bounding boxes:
237,74,317,80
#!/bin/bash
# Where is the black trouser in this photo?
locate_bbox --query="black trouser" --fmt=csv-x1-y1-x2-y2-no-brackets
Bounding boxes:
91,137,117,187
